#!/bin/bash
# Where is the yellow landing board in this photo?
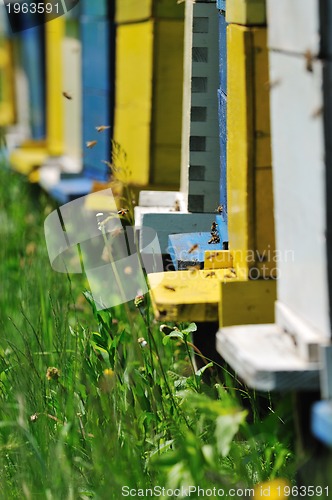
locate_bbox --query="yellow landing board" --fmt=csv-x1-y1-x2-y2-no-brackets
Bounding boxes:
219,279,276,328
226,0,266,26
148,269,237,322
10,145,48,175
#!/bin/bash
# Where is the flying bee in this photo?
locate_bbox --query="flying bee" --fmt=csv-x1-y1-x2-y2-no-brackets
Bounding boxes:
62,91,72,100
86,140,97,149
117,208,129,216
216,205,223,214
188,243,199,254
163,285,176,292
96,125,111,132
207,252,218,261
211,221,218,232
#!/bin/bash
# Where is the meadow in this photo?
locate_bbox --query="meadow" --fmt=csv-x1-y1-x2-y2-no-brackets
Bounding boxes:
0,164,320,499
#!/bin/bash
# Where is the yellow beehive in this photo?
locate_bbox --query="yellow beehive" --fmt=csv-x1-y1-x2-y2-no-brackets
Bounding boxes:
0,38,15,126
227,24,275,278
114,2,184,187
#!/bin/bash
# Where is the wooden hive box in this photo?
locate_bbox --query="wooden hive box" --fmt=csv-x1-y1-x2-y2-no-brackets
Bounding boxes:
113,0,184,187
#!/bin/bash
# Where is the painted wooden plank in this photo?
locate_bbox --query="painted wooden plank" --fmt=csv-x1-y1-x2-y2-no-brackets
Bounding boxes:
320,345,332,400
269,51,330,340
81,14,113,182
254,168,276,277
49,177,94,205
148,269,235,322
181,1,220,212
115,0,184,23
63,30,82,172
19,22,45,140
150,20,184,186
275,301,329,364
134,206,187,229
226,0,266,26
80,0,108,16
168,232,223,270
267,0,320,56
219,279,276,327
312,401,332,447
81,18,110,91
0,39,15,126
253,28,271,168
218,10,227,215
218,89,227,212
140,213,219,254
227,24,254,273
216,325,320,391
204,250,234,269
46,17,65,156
217,1,226,11
227,25,273,276
82,90,111,181
114,21,153,185
10,146,48,175
218,11,227,95
138,191,185,209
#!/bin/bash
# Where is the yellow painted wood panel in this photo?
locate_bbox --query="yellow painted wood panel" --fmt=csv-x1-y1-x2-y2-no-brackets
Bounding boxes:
114,22,154,185
46,18,65,156
115,0,184,23
10,146,48,175
151,20,184,185
219,279,276,327
254,167,276,276
204,250,234,270
148,269,237,322
227,24,254,275
253,28,271,167
227,24,274,277
226,0,266,26
0,40,15,126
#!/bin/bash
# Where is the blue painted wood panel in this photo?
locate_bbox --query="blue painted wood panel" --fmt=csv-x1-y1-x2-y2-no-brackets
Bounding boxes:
50,177,93,205
81,18,110,91
80,12,115,181
18,22,45,139
218,10,227,219
168,232,223,270
312,401,332,447
218,89,227,214
218,10,227,95
80,0,108,17
217,0,226,11
82,90,111,181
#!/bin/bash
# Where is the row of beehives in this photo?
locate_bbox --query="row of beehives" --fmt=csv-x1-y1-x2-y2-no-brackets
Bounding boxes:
0,0,185,202
0,0,331,447
138,0,332,448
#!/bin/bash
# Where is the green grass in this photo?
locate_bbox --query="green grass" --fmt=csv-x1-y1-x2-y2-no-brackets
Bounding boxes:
0,165,327,499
